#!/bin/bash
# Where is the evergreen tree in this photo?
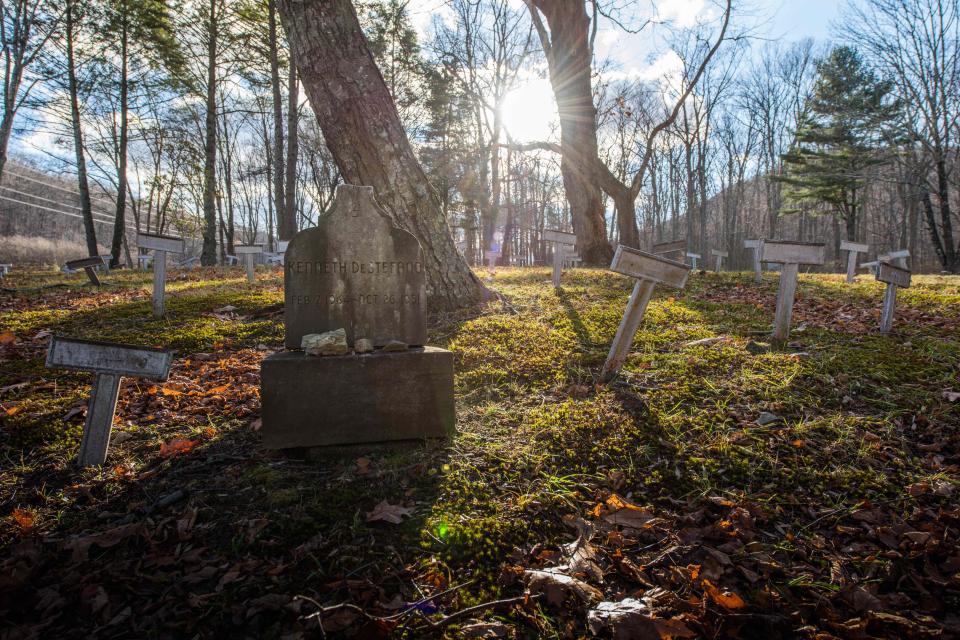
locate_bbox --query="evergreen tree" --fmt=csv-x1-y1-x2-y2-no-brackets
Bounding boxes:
778,46,900,241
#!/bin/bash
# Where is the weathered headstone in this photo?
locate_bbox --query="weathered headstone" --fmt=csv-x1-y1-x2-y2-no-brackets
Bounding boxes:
877,262,911,334
601,246,691,381
711,249,728,272
744,239,763,283
46,336,173,466
261,184,454,448
235,245,263,283
685,252,701,270
138,232,185,317
761,241,826,342
65,256,108,286
840,240,869,283
544,229,576,287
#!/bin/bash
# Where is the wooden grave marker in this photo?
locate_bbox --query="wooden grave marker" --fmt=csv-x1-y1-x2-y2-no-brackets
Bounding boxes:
761,241,826,342
861,249,910,277
64,256,109,286
46,336,173,466
652,239,686,259
711,249,728,272
138,232,185,317
685,252,701,270
744,239,763,283
0,264,11,278
601,246,691,381
877,263,911,334
544,229,577,287
235,245,263,282
840,240,869,284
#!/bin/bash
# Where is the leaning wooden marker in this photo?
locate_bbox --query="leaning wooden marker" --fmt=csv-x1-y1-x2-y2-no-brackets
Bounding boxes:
45,336,173,466
653,239,686,259
712,249,728,272
840,240,869,284
762,241,826,343
544,229,576,287
601,246,691,381
65,256,108,287
138,232,185,317
235,245,263,283
876,263,911,334
744,239,763,283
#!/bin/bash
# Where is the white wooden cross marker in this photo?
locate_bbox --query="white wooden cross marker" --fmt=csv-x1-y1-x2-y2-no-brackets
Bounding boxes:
685,252,701,270
235,245,263,282
138,232,185,317
744,239,763,283
711,249,728,272
544,229,577,287
840,240,869,284
601,246,691,381
46,336,173,467
0,264,11,278
877,263,911,334
65,256,109,287
761,241,826,343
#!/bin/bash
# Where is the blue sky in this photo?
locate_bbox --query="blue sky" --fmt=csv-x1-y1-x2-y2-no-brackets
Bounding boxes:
768,0,840,42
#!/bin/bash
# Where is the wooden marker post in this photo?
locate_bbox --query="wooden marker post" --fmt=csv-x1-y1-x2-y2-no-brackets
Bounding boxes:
761,241,826,343
601,246,691,381
877,263,911,334
0,264,11,278
685,252,701,270
46,336,173,466
711,249,728,272
235,245,263,283
544,229,577,287
65,256,109,286
840,240,869,284
744,239,763,283
653,239,686,260
886,249,910,268
138,233,185,317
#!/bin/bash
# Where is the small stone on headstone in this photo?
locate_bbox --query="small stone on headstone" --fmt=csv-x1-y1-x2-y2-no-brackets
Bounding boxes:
302,329,348,357
381,340,408,352
355,338,374,354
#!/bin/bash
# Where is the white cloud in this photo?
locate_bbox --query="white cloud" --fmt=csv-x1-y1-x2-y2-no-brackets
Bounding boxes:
656,0,709,28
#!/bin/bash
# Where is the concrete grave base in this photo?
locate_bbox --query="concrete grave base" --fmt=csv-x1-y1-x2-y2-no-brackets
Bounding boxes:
260,347,455,448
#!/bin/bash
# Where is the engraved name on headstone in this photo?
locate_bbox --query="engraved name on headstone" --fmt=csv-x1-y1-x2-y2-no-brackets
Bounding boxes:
46,336,173,466
138,232,185,317
283,185,427,349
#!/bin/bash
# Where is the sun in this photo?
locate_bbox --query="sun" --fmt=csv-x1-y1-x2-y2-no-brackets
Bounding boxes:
500,78,558,143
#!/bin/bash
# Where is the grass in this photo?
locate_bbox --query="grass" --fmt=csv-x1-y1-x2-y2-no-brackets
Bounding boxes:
1,265,958,639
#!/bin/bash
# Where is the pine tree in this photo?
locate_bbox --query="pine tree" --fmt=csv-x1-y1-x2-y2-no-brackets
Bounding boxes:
778,46,900,241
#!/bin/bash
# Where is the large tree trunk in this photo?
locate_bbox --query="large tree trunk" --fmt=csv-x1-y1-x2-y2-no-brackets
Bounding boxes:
110,2,129,268
276,0,488,310
528,0,611,264
200,0,219,266
66,0,98,257
268,0,287,244
283,56,299,238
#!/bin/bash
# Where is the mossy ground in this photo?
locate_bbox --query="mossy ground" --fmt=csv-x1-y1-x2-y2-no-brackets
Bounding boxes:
1,265,958,638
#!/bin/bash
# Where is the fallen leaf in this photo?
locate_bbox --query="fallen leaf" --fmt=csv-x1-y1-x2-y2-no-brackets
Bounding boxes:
356,457,372,474
588,599,697,639
159,438,197,458
365,500,412,524
160,386,183,397
11,508,34,533
206,385,230,396
460,620,512,638
702,579,746,610
62,523,144,562
0,330,15,345
523,569,603,608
